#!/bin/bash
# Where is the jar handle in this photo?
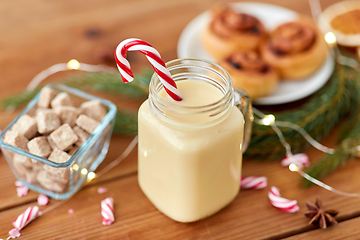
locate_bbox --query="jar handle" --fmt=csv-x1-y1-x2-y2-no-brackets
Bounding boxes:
234,88,253,153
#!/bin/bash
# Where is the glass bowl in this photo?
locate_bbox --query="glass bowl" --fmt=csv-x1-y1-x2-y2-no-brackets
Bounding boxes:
0,84,117,199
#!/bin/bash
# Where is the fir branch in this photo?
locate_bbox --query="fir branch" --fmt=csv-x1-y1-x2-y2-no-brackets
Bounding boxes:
303,146,349,188
62,70,152,98
113,110,138,135
1,68,153,110
303,113,360,187
2,88,41,110
245,63,360,161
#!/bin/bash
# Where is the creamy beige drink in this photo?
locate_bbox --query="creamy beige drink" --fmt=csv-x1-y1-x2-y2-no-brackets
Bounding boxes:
138,78,244,222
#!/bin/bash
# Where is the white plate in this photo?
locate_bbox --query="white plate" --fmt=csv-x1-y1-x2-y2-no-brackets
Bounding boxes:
177,2,334,105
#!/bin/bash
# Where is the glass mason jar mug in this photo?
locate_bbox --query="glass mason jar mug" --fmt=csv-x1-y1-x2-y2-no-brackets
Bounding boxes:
138,58,253,222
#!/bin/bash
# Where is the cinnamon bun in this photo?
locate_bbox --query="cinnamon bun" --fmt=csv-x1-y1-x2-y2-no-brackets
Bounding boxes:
219,51,279,99
260,17,327,80
202,6,267,59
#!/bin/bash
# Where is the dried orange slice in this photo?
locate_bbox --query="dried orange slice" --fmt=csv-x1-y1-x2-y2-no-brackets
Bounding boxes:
318,1,360,46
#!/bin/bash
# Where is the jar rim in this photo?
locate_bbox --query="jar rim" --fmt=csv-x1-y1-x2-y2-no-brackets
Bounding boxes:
149,58,234,113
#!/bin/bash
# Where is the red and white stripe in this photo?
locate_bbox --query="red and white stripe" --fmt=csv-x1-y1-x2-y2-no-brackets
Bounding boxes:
241,176,267,189
101,197,115,225
115,38,182,101
13,206,41,230
281,153,310,169
268,187,299,213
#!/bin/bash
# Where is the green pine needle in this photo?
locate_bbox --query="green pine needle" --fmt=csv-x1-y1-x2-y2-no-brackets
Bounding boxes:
244,63,360,161
113,110,138,135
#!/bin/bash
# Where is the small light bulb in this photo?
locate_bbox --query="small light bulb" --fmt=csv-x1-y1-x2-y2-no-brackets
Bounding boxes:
144,151,148,157
325,32,336,44
67,59,80,70
289,163,299,172
262,114,275,126
72,164,79,171
87,172,96,181
81,168,88,175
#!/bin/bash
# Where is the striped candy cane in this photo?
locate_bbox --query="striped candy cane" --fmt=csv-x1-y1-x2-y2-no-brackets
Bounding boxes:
114,38,182,101
101,197,115,225
241,176,267,189
268,187,299,213
281,153,310,169
13,206,41,230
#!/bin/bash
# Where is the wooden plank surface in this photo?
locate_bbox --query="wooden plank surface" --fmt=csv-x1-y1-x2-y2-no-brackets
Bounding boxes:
0,0,355,239
285,217,360,240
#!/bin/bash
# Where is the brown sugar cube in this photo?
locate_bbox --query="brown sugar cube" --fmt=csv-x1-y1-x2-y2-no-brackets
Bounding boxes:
42,166,69,184
25,169,39,184
37,88,58,108
50,92,73,109
36,109,61,134
80,100,107,122
54,106,79,127
75,114,99,134
3,130,29,150
12,156,41,184
44,148,72,179
68,146,79,155
12,159,28,178
49,124,78,151
13,153,32,168
44,148,71,182
48,147,72,164
73,126,90,147
35,108,47,117
47,136,57,150
32,161,44,171
27,136,52,158
37,170,68,192
11,114,38,139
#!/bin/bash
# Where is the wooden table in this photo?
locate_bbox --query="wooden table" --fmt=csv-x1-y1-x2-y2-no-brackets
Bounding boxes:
1,0,359,239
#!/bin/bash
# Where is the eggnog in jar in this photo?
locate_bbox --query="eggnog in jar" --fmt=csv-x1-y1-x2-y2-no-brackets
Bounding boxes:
138,59,249,222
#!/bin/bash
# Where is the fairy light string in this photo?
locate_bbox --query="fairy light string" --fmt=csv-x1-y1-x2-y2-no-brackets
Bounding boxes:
26,59,116,91
289,164,360,198
253,108,360,198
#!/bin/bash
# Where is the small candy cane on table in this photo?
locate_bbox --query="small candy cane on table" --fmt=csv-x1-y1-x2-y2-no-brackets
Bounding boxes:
241,176,267,189
12,206,41,233
268,186,299,213
281,153,310,169
114,38,182,101
101,197,115,225
6,206,38,239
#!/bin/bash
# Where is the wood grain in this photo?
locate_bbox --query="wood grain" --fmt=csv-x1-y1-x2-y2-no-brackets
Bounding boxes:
284,217,360,240
0,0,354,239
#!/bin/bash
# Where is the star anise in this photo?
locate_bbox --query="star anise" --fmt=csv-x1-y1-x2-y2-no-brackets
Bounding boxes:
304,198,339,229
